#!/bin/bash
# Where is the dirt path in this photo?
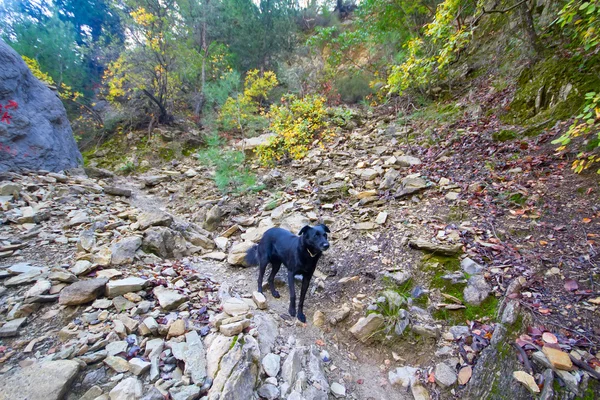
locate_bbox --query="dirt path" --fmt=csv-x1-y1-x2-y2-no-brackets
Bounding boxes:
123,175,414,400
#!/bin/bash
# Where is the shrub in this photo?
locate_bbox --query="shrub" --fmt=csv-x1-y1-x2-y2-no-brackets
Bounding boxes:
218,70,278,136
255,94,334,165
552,91,600,173
197,134,262,193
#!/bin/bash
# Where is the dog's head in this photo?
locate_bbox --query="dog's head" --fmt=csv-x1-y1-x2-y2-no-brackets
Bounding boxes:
299,224,330,252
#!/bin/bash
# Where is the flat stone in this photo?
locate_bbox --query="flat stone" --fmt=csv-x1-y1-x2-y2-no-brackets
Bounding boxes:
168,319,186,337
331,382,346,398
349,313,384,342
282,348,303,385
542,345,573,371
461,257,484,274
59,278,108,306
153,285,187,311
103,355,130,373
227,241,256,266
96,269,123,279
389,366,418,388
463,275,491,306
220,319,250,336
128,358,151,376
80,385,103,400
206,335,234,379
222,297,251,316
252,291,267,309
513,370,540,393
48,270,78,283
434,362,457,388
0,360,80,400
25,279,51,298
258,384,279,400
110,236,142,265
70,260,95,276
92,298,113,309
183,330,207,384
169,385,200,400
396,155,422,167
137,212,173,230
106,277,147,298
409,239,462,255
262,353,281,377
353,222,378,230
106,341,128,356
5,270,44,287
0,317,27,337
108,377,142,400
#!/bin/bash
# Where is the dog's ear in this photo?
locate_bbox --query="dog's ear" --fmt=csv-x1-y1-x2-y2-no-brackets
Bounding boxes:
318,224,330,233
298,225,311,236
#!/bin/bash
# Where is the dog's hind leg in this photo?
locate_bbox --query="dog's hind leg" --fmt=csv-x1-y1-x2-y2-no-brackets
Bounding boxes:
287,270,297,318
267,261,281,298
257,260,268,294
297,275,311,323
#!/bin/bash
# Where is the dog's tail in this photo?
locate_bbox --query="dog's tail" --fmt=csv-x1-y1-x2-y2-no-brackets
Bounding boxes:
245,245,259,266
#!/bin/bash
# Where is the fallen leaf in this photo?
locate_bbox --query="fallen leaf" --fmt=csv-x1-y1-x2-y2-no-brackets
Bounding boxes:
315,339,325,346
582,218,592,224
539,308,551,315
564,279,578,292
458,365,472,385
542,332,558,344
539,240,548,246
427,372,435,383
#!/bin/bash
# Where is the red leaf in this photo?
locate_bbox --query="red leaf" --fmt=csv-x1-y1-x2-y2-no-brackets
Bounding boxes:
564,279,578,292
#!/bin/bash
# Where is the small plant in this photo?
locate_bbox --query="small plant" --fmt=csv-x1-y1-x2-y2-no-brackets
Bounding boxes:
329,106,354,127
255,94,334,165
197,134,263,194
119,160,136,175
552,91,600,173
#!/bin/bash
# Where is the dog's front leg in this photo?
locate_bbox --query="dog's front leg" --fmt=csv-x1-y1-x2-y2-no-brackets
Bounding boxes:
287,270,296,318
297,275,311,323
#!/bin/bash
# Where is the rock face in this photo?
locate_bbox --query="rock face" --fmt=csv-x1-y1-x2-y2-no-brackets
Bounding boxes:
0,39,82,172
0,360,80,400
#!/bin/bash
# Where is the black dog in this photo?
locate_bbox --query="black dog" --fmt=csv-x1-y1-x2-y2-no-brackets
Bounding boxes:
245,224,330,323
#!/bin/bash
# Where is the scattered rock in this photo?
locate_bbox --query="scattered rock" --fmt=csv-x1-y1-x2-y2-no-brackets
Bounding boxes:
252,291,267,309
409,239,462,255
434,362,457,388
109,377,143,400
463,275,491,306
513,371,540,393
349,313,384,342
222,297,250,316
0,360,80,400
542,345,573,371
389,366,418,388
106,277,147,298
59,278,108,306
331,382,346,398
153,285,187,311
0,317,27,337
262,353,281,377
110,236,142,265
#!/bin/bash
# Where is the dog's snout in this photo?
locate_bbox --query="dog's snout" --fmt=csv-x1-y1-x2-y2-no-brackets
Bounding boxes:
322,242,330,250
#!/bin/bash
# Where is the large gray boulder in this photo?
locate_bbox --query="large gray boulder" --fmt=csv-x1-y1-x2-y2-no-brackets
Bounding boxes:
0,40,82,172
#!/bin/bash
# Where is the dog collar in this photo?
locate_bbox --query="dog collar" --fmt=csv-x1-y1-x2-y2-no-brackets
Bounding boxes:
307,248,318,258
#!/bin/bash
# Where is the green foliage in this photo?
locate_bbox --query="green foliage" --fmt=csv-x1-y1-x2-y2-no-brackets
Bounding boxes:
218,70,278,135
255,94,334,164
334,71,375,103
388,0,477,94
204,70,242,110
196,134,262,193
558,0,600,51
552,91,600,173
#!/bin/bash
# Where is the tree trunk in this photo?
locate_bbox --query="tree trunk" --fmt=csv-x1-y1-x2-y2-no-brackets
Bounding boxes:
518,1,540,60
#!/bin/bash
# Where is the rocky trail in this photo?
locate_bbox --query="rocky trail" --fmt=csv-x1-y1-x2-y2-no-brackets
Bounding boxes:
0,110,599,400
